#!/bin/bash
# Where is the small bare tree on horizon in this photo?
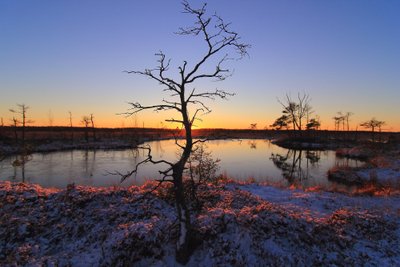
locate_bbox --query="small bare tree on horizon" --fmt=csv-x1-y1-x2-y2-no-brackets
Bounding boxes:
360,118,385,142
333,111,353,131
116,1,249,263
9,104,33,148
11,117,19,144
90,113,96,140
81,116,91,143
277,93,312,131
344,111,353,131
69,111,74,144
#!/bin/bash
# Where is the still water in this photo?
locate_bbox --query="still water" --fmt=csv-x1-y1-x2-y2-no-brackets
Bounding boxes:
0,139,361,189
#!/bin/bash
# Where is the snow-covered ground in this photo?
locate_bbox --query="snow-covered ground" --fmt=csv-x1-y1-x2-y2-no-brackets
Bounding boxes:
330,146,400,189
1,181,399,266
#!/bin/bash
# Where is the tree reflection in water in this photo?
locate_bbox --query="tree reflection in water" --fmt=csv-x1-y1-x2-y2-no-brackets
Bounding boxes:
82,150,96,183
248,141,257,149
11,154,32,182
270,149,321,184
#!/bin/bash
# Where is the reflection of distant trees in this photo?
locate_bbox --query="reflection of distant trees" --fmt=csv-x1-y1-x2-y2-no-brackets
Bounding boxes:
82,150,96,179
11,154,32,182
334,156,361,168
248,141,257,149
270,149,321,184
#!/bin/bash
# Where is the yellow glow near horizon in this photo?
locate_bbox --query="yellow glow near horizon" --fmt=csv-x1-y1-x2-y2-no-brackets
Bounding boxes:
2,103,399,132
19,115,400,132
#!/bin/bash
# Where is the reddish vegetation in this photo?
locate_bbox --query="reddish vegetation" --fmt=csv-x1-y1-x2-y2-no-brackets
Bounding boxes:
1,181,399,266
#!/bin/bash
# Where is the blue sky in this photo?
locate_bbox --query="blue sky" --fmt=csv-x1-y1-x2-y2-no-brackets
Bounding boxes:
1,0,399,130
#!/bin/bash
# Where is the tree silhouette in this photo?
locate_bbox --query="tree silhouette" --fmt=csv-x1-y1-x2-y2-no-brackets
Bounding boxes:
81,116,91,143
270,149,321,184
333,111,353,131
69,111,74,144
278,93,312,131
360,118,385,142
306,118,320,130
9,104,33,148
119,1,249,263
11,117,19,144
344,111,353,131
270,115,290,130
90,113,96,140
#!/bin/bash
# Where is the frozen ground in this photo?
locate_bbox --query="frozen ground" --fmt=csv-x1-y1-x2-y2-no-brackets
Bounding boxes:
1,180,399,266
330,145,400,189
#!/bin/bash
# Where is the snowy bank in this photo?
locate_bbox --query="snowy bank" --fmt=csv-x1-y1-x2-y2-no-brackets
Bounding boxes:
329,149,400,188
1,181,399,266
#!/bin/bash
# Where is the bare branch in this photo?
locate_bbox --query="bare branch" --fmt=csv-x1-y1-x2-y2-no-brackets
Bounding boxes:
193,138,208,146
108,145,173,183
177,1,249,84
188,89,235,102
165,118,185,124
120,2,248,258
125,52,180,94
120,102,182,117
190,108,204,125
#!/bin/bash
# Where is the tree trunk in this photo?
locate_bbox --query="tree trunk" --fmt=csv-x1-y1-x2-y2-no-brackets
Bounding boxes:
13,127,18,144
84,126,89,143
174,97,195,264
173,161,193,264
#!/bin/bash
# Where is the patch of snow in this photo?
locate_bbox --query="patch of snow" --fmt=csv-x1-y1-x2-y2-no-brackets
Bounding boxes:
1,181,399,266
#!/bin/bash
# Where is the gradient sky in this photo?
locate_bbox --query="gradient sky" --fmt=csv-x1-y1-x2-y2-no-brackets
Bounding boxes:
1,0,399,131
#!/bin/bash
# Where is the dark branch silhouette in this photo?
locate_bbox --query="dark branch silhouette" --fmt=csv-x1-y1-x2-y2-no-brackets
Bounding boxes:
277,93,312,131
360,118,385,142
9,104,33,148
120,1,249,263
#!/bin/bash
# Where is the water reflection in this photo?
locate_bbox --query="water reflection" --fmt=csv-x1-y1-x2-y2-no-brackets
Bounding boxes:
10,154,32,182
0,139,362,189
270,150,321,184
334,156,362,168
248,140,257,149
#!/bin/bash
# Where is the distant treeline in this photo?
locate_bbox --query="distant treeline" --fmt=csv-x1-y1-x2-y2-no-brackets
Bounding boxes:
0,126,399,144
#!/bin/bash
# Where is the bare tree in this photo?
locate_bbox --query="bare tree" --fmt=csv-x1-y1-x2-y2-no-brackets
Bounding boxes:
360,118,385,142
333,111,352,131
250,123,257,130
344,111,353,131
332,113,344,131
306,118,320,130
278,93,312,131
334,112,346,131
90,113,96,140
69,111,74,144
119,1,249,263
81,116,91,143
11,117,20,144
270,115,290,130
48,109,54,127
9,104,33,147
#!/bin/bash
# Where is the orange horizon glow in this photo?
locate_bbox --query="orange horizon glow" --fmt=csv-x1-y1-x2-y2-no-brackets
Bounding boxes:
13,117,400,133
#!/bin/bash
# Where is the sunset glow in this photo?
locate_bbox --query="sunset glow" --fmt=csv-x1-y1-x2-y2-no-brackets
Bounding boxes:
2,2,400,265
1,1,399,131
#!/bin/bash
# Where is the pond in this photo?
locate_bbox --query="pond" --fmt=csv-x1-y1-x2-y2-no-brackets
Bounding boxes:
0,139,362,189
